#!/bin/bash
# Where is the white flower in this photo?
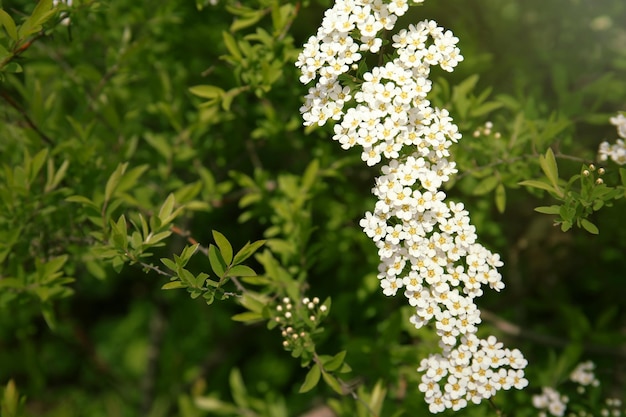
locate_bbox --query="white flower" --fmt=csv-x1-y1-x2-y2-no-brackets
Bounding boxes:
297,1,525,412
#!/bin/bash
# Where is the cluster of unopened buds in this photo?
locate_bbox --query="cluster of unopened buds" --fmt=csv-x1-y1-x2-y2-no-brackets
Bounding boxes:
582,164,606,185
274,296,328,352
296,0,527,412
472,121,501,139
597,113,626,165
533,361,623,417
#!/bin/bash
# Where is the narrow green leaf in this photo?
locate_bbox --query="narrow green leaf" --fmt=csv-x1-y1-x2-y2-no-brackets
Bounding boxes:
518,180,556,193
0,9,18,41
45,159,69,192
472,176,499,195
194,396,240,413
299,364,321,393
195,272,209,288
65,195,98,208
369,380,387,416
229,369,248,408
161,281,186,290
321,371,343,395
239,292,267,313
619,168,626,187
231,312,263,323
177,268,195,286
161,257,177,271
115,164,149,195
494,183,506,213
540,148,560,189
534,205,561,215
104,163,128,202
561,221,573,232
208,244,227,277
227,265,256,277
222,31,242,61
41,303,57,330
158,194,176,223
30,0,54,25
322,351,346,372
189,85,225,99
580,219,599,234
232,239,266,265
230,10,265,32
30,148,48,182
212,230,233,265
302,159,319,192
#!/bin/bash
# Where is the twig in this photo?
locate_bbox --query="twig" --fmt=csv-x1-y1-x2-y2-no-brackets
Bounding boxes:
169,225,249,295
0,90,54,145
481,310,626,359
138,260,173,277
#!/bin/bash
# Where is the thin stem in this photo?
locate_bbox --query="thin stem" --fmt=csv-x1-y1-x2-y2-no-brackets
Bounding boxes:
482,310,626,359
0,90,54,146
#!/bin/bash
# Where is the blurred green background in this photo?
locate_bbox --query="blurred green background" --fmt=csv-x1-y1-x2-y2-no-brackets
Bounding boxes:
1,0,625,416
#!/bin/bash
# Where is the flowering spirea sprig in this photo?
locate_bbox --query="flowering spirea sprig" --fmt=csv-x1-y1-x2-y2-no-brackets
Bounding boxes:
598,113,626,165
533,361,623,417
271,296,329,359
296,0,527,412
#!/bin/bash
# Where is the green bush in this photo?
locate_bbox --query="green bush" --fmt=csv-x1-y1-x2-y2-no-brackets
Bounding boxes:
1,0,625,416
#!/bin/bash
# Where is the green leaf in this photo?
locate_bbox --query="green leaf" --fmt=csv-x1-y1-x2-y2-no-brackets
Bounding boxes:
158,194,176,223
194,396,240,413
494,183,506,213
368,380,387,416
104,163,128,202
45,159,69,192
229,368,248,408
227,265,256,277
30,148,48,182
473,176,499,195
580,219,599,234
322,351,346,372
231,312,264,323
321,371,343,395
65,195,98,209
222,31,242,61
161,257,177,271
469,101,503,118
518,180,556,193
212,230,233,265
535,205,561,214
189,85,225,99
230,10,265,32
239,292,267,313
539,148,562,196
208,244,227,277
161,281,186,290
233,239,266,265
302,159,319,192
30,0,54,25
299,364,321,393
18,0,54,39
0,10,18,41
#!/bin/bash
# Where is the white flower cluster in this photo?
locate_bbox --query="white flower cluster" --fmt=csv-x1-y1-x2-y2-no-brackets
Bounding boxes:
533,361,624,417
296,0,527,413
533,387,569,417
569,360,599,389
598,113,626,165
